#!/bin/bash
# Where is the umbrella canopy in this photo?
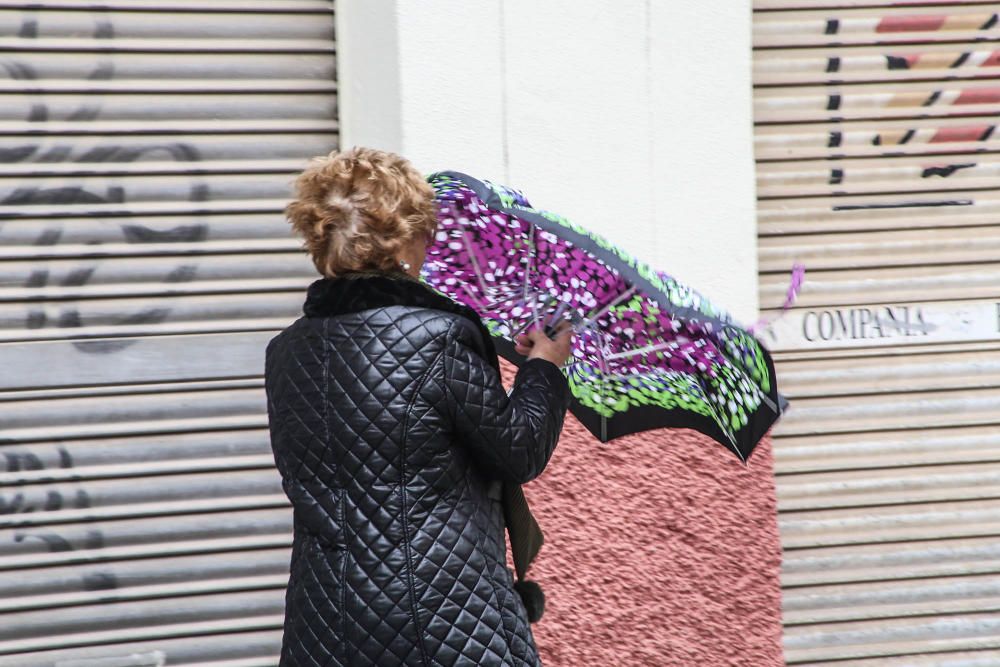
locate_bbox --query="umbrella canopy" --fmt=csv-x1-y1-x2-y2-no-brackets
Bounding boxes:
424,171,785,461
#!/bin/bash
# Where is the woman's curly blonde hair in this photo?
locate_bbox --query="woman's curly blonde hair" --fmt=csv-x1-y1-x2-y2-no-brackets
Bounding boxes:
286,147,437,277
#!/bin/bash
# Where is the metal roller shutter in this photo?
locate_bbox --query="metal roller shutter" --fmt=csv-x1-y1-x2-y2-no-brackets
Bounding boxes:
0,1,336,664
754,1,1000,664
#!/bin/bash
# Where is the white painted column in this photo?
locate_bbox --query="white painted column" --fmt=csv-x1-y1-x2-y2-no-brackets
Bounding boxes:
337,0,759,323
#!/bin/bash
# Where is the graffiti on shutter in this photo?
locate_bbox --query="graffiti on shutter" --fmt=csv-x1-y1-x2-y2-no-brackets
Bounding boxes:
1,1,335,664
754,1,1000,664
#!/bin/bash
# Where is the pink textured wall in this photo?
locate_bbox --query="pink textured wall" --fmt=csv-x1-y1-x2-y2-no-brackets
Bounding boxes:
504,363,785,666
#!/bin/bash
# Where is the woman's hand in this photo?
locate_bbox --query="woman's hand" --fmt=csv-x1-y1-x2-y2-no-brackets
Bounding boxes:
514,323,574,367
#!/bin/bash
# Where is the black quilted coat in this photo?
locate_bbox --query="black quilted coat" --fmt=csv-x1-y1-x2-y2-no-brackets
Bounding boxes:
265,272,570,666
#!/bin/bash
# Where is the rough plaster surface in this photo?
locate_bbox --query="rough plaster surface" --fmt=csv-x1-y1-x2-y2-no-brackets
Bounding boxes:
502,362,784,666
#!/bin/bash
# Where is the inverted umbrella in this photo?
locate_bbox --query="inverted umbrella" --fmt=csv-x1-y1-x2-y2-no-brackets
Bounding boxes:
423,171,786,461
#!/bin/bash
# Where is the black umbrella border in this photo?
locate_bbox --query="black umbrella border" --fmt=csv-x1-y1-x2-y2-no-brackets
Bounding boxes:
431,171,787,462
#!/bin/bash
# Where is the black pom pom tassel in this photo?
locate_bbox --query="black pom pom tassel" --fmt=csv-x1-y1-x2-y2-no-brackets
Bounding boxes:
514,579,545,623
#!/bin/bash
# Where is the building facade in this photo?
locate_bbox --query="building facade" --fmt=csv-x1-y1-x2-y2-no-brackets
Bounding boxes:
1,1,786,665
9,0,994,665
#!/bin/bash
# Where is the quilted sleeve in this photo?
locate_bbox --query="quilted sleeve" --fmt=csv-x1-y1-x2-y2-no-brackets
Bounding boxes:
442,323,571,484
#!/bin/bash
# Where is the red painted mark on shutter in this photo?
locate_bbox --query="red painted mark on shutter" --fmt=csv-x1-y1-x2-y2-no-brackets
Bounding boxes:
876,15,947,33
929,124,991,143
954,87,1000,105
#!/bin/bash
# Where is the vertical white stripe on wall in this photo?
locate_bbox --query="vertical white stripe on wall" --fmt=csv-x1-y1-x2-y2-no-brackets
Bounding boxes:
337,0,759,323
649,1,759,323
500,0,656,296
335,0,404,154
395,0,508,179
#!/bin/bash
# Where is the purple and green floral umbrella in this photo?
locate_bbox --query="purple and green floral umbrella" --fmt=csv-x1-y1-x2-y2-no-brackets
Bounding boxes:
423,171,786,461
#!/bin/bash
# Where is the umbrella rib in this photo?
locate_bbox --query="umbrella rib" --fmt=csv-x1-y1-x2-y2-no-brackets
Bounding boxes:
525,226,544,331
587,328,613,442
458,281,488,310
606,340,677,361
757,389,779,415
709,402,743,462
678,367,746,462
479,284,528,309
509,292,558,338
545,300,571,332
577,286,638,331
461,231,491,295
523,225,535,305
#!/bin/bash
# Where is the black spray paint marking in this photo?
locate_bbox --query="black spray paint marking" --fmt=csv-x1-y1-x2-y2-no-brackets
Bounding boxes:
921,163,975,178
0,487,91,515
120,224,208,244
3,7,215,356
886,56,910,71
2,451,44,473
834,200,973,212
12,528,104,553
82,571,119,591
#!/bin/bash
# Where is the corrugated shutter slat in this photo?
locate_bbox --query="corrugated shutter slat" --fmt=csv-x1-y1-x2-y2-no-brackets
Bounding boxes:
754,1,1000,663
0,2,335,664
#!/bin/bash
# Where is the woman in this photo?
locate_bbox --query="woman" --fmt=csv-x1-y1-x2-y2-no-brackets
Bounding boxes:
265,147,572,666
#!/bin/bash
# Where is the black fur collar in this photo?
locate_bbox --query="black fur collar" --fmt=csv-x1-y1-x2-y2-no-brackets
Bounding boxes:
303,272,499,371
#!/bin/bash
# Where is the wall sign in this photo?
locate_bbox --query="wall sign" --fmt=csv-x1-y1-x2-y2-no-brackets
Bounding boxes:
762,299,1000,351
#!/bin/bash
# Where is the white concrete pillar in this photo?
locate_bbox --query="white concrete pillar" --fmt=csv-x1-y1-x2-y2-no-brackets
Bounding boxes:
337,0,759,323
